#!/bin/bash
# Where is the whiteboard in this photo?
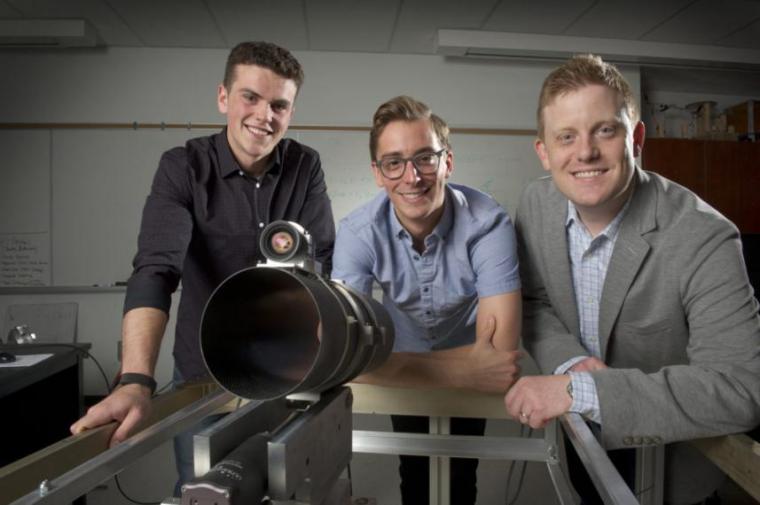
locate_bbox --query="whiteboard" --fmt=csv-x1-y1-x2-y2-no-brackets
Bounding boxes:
0,130,52,287
3,127,543,287
300,130,543,220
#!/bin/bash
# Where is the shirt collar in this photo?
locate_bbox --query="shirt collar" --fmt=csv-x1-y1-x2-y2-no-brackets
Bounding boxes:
216,128,283,179
432,187,455,240
388,187,454,241
565,195,633,242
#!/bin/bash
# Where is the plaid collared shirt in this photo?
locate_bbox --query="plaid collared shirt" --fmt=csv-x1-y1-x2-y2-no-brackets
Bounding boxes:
556,198,630,424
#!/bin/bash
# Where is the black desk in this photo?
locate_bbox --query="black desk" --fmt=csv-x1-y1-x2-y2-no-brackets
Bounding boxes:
0,343,89,468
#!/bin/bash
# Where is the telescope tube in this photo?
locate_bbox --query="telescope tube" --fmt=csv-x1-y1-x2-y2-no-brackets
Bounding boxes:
200,224,394,400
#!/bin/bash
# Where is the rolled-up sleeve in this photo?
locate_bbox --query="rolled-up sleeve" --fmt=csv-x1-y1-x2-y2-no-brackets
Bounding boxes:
124,150,193,314
471,209,521,297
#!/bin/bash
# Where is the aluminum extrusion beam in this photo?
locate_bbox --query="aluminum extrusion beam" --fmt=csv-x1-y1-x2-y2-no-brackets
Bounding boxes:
352,430,550,462
561,413,640,505
10,389,234,505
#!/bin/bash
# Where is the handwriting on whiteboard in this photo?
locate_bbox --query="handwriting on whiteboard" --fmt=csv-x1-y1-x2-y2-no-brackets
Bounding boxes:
0,233,51,286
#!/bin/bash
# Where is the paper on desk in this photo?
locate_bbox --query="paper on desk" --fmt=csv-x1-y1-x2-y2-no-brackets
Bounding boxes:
0,353,53,368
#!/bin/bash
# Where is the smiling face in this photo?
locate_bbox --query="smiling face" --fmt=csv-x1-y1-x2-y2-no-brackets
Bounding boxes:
372,118,453,240
217,63,297,175
535,83,645,229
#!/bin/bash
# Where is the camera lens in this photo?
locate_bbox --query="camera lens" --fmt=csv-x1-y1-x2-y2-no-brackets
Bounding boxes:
270,231,295,255
260,221,310,264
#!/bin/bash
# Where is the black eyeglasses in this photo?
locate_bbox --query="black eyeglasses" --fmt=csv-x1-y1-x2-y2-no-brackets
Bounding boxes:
375,148,447,180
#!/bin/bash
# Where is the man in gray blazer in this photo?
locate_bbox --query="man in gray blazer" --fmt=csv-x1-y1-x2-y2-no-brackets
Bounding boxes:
504,54,760,504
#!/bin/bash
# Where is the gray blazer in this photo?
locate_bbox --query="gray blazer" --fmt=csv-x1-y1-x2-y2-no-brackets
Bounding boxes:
516,167,760,503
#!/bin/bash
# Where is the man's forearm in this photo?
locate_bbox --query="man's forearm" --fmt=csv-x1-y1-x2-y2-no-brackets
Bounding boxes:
354,347,472,389
121,307,169,376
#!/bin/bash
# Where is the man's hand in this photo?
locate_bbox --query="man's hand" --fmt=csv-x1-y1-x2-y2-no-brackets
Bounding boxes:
569,356,607,372
459,317,522,393
70,384,153,447
504,375,572,429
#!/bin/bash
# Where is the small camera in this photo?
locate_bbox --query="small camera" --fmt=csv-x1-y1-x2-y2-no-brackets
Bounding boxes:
259,221,319,273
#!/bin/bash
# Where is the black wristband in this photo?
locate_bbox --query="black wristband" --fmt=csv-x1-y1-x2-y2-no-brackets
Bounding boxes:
119,373,157,395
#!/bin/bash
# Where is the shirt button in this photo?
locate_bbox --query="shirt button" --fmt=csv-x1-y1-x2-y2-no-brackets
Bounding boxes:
423,287,429,293
255,182,261,189
259,222,265,228
425,310,431,315
413,255,420,261
238,170,244,176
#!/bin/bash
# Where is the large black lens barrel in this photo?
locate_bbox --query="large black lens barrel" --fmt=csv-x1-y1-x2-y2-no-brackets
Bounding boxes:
200,266,394,400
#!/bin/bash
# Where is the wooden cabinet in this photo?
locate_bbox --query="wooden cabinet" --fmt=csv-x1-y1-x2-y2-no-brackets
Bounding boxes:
642,139,760,234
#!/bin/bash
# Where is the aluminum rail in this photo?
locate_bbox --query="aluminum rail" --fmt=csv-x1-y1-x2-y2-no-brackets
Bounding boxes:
352,430,551,462
561,413,640,505
10,388,234,505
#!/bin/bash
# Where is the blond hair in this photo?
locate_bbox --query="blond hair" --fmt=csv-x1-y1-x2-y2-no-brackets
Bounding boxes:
537,54,638,138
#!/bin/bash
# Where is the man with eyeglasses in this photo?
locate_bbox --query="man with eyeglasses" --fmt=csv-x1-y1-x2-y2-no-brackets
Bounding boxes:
332,96,522,504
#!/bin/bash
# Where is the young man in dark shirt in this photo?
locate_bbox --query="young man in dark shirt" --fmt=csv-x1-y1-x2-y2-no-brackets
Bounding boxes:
71,41,335,490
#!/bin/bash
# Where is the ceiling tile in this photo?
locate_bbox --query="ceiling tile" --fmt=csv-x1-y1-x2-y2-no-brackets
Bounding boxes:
483,0,596,34
642,0,760,45
207,0,308,50
716,18,760,50
390,0,498,54
564,0,694,39
0,0,22,17
5,0,141,45
108,0,226,48
306,0,401,52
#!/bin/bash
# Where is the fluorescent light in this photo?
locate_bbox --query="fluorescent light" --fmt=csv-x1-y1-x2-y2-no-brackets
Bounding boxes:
0,19,99,48
437,29,760,70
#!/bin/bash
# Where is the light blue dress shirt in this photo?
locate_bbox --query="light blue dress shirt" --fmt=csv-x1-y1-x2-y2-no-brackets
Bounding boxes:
332,183,520,352
556,199,631,424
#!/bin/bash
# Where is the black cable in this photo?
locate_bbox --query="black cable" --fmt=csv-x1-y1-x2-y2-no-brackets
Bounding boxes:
113,474,160,505
504,424,533,505
346,462,353,496
155,380,173,395
36,343,163,504
635,484,655,499
23,343,113,395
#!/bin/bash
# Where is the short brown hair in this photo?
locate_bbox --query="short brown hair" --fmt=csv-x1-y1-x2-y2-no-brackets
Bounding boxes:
537,54,639,138
369,96,450,161
223,41,304,91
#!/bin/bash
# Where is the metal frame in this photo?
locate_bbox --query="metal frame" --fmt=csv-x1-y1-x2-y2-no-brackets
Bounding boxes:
352,414,636,505
349,383,648,505
635,445,665,505
8,389,233,505
6,385,660,505
561,414,642,505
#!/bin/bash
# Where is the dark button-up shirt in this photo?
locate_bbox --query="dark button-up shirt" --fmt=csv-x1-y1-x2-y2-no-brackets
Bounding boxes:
124,130,335,380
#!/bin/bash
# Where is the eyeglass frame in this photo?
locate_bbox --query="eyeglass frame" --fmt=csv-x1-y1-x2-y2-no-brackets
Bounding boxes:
373,148,448,180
